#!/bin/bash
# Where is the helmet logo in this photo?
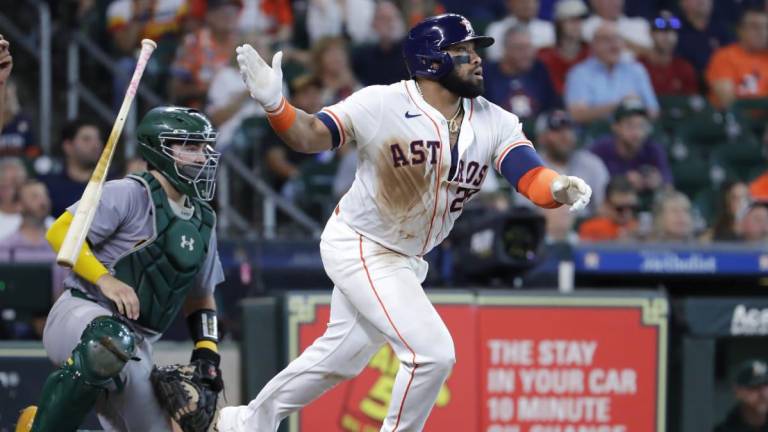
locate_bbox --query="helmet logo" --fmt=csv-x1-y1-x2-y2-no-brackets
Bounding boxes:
180,235,195,251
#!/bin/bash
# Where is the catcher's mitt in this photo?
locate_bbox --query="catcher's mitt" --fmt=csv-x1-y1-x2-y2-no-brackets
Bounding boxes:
150,359,223,432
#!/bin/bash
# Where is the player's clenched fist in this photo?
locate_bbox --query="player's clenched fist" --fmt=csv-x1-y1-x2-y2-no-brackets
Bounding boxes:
551,175,592,212
97,274,140,320
235,44,284,111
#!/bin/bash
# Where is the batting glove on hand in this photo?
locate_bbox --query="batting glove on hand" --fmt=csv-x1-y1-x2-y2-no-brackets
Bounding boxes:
235,44,283,111
551,175,592,212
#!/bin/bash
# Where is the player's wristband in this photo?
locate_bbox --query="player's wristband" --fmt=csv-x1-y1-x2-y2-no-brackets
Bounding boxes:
45,212,109,284
266,97,297,133
187,308,219,344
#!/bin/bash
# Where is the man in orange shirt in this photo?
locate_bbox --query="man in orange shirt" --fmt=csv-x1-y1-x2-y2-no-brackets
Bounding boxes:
579,176,639,241
706,8,768,108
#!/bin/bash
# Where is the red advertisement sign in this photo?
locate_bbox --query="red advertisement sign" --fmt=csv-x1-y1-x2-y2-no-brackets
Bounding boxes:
286,294,667,432
478,296,667,432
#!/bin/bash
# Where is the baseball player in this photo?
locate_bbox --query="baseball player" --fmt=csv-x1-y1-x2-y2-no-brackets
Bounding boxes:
16,107,225,432
218,13,592,432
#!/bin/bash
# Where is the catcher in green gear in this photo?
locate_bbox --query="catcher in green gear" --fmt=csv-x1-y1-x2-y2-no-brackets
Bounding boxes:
18,107,225,432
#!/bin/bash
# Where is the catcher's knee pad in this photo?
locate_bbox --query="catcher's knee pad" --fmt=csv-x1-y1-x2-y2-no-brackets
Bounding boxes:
30,317,136,432
73,315,137,385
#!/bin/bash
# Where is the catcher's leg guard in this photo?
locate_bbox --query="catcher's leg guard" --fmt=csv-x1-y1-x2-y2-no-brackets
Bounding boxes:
31,316,136,432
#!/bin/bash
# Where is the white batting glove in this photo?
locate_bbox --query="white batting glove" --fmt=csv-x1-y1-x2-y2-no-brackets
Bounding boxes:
235,44,284,111
551,175,592,212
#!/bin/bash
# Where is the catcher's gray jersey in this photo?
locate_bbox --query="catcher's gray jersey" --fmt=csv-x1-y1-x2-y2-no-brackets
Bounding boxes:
64,177,224,332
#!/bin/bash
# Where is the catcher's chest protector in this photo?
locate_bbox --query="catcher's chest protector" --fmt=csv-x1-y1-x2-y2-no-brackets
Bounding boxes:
113,172,215,333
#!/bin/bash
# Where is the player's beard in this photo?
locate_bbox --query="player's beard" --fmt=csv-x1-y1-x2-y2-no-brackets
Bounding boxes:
439,67,484,98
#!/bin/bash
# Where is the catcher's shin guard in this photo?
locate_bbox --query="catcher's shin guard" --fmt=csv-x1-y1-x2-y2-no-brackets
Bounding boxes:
31,316,136,432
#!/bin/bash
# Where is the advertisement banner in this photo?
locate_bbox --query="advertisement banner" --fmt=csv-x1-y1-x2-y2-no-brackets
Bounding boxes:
478,295,667,432
284,292,667,432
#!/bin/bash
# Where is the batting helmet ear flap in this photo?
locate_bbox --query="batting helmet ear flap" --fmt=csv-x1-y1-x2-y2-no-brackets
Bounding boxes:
413,51,455,79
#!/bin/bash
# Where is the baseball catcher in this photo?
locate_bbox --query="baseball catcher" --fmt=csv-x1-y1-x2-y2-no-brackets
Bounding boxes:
16,107,225,432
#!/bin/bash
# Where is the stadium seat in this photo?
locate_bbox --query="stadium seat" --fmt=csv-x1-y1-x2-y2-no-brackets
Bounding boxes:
670,157,713,199
658,94,709,134
673,108,740,150
731,98,768,138
711,138,765,182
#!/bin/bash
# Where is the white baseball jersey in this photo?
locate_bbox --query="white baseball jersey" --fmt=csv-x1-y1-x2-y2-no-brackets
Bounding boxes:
319,79,532,256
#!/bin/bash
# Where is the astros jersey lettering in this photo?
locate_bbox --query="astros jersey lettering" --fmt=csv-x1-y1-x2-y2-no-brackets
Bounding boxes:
317,80,532,256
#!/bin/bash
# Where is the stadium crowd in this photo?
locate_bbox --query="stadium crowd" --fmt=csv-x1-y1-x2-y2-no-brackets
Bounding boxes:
1,0,768,321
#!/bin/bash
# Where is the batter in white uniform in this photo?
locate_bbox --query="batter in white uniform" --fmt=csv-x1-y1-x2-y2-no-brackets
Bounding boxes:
217,13,592,432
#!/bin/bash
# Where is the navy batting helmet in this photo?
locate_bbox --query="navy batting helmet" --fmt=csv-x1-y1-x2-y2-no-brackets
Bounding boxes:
403,14,494,80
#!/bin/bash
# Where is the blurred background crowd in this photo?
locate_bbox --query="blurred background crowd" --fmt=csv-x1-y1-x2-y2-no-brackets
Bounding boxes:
1,0,768,333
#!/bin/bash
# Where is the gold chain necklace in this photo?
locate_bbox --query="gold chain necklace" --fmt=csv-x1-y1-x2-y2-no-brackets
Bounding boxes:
415,81,463,134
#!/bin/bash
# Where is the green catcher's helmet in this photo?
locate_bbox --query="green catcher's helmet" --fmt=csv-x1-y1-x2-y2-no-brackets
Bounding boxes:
137,106,220,201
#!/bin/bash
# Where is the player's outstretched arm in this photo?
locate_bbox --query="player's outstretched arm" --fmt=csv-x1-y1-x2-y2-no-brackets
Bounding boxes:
499,145,591,212
236,44,332,154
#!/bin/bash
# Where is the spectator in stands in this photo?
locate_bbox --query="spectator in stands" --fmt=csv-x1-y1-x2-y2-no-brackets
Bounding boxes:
0,157,26,240
581,0,652,53
397,0,446,28
714,359,768,432
170,0,241,108
564,22,659,123
740,202,768,243
485,26,560,125
352,1,409,86
312,37,361,105
306,0,376,45
650,190,695,242
235,0,293,45
578,176,639,241
207,37,268,152
486,0,555,61
590,99,672,192
0,180,53,262
676,0,733,74
518,110,608,214
262,75,323,192
706,8,768,108
640,12,699,96
0,34,12,130
537,0,590,96
0,79,38,161
108,0,188,55
703,180,751,242
107,0,189,105
40,119,103,217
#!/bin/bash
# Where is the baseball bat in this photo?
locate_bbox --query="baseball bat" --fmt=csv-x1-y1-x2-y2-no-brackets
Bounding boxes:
56,39,157,267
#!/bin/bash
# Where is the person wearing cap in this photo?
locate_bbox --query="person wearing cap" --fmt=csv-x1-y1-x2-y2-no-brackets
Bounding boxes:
639,12,699,96
589,98,671,192
484,25,559,126
714,359,768,432
170,0,242,109
486,0,556,61
581,0,653,53
515,110,608,213
706,8,768,108
564,21,659,123
537,0,590,96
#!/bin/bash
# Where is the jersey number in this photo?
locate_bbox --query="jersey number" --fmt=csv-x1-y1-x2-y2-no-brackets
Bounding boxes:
450,186,480,212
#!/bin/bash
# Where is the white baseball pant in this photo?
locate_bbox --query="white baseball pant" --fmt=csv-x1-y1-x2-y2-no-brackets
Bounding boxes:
235,212,456,431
